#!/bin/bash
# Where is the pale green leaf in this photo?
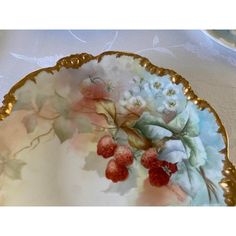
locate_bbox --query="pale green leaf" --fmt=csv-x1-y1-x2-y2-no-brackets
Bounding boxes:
51,93,70,117
83,152,107,177
53,117,75,143
159,140,188,163
167,103,190,133
0,155,6,175
0,166,4,176
134,112,170,132
22,113,38,133
13,81,35,111
4,159,26,180
35,95,48,111
183,106,200,137
171,161,203,198
135,104,196,137
72,115,93,133
182,136,207,167
136,124,172,140
13,100,34,111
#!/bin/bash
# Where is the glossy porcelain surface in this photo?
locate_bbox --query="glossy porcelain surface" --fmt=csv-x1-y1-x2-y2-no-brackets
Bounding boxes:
0,52,229,205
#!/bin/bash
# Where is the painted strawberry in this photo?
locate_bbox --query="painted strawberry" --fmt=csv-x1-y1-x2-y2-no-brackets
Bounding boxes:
105,159,129,183
148,167,170,187
97,135,117,158
141,148,163,169
162,161,178,174
114,145,134,166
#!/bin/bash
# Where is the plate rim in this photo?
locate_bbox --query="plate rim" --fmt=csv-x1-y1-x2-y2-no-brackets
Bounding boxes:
0,51,235,205
203,30,236,52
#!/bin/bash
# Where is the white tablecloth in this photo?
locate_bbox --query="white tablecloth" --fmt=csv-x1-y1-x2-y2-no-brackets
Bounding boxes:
0,30,235,163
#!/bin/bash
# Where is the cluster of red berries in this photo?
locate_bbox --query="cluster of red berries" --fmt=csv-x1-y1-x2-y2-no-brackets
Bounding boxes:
141,148,177,187
97,135,178,187
97,135,134,183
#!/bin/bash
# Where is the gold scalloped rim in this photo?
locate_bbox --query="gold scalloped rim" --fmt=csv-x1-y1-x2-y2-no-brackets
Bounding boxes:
0,51,235,206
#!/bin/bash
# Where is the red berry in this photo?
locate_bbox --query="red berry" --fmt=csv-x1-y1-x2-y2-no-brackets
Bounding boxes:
148,167,170,187
97,135,117,158
105,159,129,183
141,148,163,169
162,161,178,174
114,145,134,166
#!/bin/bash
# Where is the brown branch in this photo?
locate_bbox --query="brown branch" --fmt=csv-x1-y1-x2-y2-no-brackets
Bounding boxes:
78,104,96,112
37,113,61,120
91,122,116,129
13,127,54,157
198,167,219,203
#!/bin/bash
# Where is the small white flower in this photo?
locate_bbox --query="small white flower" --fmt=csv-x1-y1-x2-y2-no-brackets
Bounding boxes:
156,104,165,113
132,75,144,84
139,77,146,84
164,99,178,111
149,78,163,92
129,86,140,95
127,96,146,110
163,84,179,97
119,90,132,107
119,99,127,107
123,91,132,100
106,81,115,92
142,82,152,95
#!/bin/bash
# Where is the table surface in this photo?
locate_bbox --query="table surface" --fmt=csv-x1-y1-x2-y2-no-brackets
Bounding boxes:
0,30,235,163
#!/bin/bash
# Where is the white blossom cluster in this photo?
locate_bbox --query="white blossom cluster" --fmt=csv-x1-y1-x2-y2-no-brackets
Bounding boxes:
119,75,185,114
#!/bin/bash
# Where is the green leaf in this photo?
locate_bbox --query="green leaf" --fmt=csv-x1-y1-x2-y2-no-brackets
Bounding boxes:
134,112,170,132
0,165,4,176
122,126,151,150
159,140,188,163
4,159,26,180
13,81,35,111
35,94,48,111
53,117,75,143
135,124,172,140
22,113,38,133
72,114,93,133
135,103,199,138
171,161,203,198
83,152,107,177
96,99,116,124
0,154,6,174
182,136,207,167
167,103,190,133
13,101,34,111
51,93,70,117
183,106,200,137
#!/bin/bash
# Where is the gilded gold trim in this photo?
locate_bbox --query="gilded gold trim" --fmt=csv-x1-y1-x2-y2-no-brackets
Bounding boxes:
0,51,234,205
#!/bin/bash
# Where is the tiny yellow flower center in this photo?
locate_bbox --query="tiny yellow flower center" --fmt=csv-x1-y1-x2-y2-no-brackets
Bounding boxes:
140,77,145,83
106,81,113,92
166,89,176,96
153,82,161,89
168,100,176,107
134,99,142,107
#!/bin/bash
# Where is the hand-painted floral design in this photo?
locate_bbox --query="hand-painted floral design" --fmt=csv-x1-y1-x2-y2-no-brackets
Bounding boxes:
0,54,226,206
